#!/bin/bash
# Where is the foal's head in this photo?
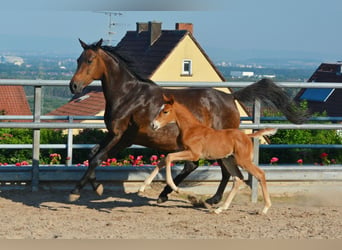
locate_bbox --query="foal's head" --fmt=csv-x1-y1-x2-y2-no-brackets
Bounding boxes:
151,95,176,131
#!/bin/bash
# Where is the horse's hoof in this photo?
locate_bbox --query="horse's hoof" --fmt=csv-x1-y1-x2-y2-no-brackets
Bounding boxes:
205,196,221,205
157,196,168,204
95,184,104,196
69,193,80,202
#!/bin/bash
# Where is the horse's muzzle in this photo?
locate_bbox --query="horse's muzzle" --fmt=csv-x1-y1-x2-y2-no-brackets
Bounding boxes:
69,81,83,94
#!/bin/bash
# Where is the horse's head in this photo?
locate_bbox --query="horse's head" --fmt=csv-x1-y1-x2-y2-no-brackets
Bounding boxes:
151,95,176,131
69,39,105,94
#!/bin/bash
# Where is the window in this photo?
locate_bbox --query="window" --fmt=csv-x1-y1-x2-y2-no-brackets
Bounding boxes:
299,88,335,102
181,59,192,76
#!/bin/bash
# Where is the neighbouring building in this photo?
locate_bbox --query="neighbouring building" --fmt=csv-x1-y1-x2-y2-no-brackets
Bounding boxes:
0,86,32,121
294,62,342,117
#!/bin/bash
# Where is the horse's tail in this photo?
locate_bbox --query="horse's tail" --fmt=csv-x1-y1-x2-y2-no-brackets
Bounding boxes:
232,78,310,124
248,128,277,138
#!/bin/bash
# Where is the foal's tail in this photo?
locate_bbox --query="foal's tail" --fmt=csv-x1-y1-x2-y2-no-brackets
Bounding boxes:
248,128,278,138
232,78,310,124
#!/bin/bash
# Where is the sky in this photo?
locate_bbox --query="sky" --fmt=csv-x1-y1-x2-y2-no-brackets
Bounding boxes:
1,0,342,62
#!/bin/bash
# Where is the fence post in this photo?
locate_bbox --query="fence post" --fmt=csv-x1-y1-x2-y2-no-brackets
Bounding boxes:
31,85,41,191
249,98,261,203
66,116,74,165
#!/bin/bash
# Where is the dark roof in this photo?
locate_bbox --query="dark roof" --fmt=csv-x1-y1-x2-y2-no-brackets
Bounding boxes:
295,62,342,117
115,30,187,79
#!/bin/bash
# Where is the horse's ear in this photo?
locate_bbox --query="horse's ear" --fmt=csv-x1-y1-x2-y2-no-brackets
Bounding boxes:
95,39,103,48
163,94,174,105
79,39,88,50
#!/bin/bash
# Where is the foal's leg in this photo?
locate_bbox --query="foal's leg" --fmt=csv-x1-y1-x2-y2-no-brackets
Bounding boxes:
138,158,166,192
214,176,244,214
164,150,197,193
205,157,242,205
239,161,272,214
157,161,199,203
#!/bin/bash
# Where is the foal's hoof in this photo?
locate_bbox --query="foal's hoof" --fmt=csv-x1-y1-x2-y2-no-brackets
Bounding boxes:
157,196,168,204
213,207,223,214
138,185,146,193
95,184,104,196
68,193,80,202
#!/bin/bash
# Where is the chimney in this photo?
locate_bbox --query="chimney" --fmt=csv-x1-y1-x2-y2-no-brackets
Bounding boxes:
148,21,162,45
176,23,193,34
136,22,148,33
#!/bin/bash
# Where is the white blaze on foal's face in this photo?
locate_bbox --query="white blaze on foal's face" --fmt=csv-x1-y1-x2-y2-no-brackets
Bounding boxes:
151,104,165,130
151,104,176,130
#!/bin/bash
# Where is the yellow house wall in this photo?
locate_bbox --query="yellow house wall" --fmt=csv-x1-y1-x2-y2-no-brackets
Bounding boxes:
151,35,222,82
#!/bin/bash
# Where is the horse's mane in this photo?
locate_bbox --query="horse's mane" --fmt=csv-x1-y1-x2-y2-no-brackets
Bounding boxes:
101,45,155,84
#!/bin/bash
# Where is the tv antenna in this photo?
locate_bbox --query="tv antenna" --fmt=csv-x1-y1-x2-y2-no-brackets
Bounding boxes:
96,11,126,46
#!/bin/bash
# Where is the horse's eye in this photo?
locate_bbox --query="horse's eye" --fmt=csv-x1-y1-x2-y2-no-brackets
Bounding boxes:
163,111,168,114
87,59,93,64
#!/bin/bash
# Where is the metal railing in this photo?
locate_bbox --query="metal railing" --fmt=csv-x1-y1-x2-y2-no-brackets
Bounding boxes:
1,79,342,197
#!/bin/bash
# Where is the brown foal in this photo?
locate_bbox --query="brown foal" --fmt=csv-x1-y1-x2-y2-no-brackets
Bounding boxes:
140,95,277,214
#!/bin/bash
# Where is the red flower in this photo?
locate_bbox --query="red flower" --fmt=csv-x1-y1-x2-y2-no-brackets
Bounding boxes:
270,157,279,164
297,159,303,165
320,152,328,158
150,155,158,162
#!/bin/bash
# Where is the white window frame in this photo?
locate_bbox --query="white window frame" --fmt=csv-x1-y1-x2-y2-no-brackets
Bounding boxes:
181,59,192,76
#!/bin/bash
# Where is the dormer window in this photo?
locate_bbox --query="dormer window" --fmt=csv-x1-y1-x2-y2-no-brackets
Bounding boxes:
181,59,192,76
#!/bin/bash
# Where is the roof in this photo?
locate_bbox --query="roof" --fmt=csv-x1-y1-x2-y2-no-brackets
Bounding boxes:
115,30,187,79
294,62,342,117
0,86,32,118
115,28,225,81
46,86,105,122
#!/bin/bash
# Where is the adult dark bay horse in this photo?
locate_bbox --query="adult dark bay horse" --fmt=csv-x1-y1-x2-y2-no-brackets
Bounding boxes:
68,38,309,203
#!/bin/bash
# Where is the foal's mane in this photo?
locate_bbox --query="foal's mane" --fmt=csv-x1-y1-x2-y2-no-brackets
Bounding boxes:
166,97,202,126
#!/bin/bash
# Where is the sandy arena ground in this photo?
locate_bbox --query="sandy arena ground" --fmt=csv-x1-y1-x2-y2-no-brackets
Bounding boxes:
0,182,341,239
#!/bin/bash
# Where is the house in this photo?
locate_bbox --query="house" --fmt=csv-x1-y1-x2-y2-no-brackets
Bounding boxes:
48,21,250,131
0,86,32,121
294,62,342,117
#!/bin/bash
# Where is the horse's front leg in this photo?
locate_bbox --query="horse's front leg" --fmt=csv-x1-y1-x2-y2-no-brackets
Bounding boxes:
69,132,124,202
157,161,199,203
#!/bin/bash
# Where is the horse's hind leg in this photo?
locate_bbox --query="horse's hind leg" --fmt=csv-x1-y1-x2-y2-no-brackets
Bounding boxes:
157,161,199,203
